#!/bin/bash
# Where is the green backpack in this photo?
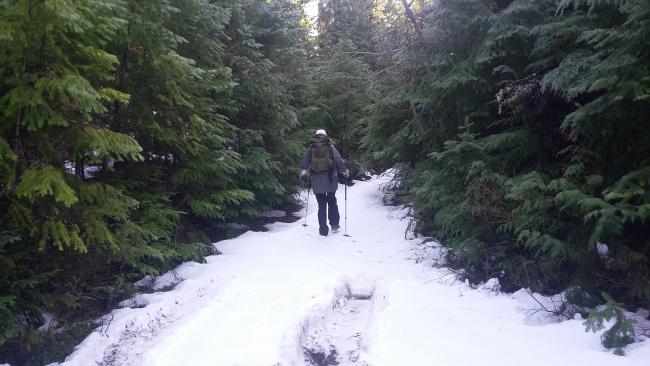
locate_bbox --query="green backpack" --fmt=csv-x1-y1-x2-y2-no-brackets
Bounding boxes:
310,136,333,173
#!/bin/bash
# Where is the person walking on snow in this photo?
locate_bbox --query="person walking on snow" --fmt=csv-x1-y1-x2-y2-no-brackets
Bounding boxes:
300,129,349,236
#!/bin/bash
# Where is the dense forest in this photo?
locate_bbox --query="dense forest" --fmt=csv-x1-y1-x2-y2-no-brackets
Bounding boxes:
1,0,649,364
0,0,311,363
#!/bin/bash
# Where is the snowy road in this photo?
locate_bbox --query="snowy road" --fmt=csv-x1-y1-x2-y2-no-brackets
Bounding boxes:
61,174,650,366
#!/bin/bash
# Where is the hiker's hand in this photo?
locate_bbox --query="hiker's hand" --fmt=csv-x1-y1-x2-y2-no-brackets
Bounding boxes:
300,169,309,178
342,169,350,178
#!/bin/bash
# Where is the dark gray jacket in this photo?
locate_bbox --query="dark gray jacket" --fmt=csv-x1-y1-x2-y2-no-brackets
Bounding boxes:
301,143,347,194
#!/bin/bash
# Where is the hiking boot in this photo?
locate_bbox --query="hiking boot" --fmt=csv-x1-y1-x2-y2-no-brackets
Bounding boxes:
319,226,329,236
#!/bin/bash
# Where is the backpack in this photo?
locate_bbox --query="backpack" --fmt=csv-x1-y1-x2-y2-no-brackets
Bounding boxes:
310,136,333,173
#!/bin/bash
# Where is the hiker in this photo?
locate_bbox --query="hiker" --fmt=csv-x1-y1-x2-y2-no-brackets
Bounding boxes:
300,129,349,236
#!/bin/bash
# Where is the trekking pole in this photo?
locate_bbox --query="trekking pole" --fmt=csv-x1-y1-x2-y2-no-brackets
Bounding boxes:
303,183,310,227
344,179,350,237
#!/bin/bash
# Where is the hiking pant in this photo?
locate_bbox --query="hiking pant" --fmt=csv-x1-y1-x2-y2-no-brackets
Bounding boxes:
315,192,340,232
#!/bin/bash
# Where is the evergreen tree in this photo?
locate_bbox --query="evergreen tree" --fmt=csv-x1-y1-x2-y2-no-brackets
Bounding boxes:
0,0,140,353
221,0,309,214
360,0,650,349
0,0,310,363
300,0,379,175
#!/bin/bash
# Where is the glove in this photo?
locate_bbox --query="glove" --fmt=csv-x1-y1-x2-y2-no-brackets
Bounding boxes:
342,169,350,178
300,169,309,178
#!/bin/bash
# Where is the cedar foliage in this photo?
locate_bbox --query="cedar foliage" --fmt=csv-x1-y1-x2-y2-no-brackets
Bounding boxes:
360,0,650,352
0,0,308,364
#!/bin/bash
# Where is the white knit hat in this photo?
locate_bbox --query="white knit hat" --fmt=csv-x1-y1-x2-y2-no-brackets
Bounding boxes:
315,129,327,136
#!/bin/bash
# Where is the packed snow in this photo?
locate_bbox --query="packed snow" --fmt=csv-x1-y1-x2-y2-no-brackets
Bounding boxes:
56,173,649,366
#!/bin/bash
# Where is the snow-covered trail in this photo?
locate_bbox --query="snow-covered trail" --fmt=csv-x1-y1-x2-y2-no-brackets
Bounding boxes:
62,175,649,366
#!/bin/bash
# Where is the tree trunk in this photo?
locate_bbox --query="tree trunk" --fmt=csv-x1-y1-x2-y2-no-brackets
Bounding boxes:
400,0,424,43
112,23,131,132
76,157,85,180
